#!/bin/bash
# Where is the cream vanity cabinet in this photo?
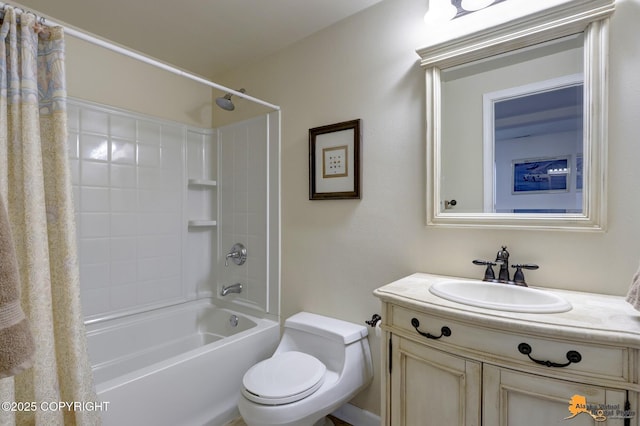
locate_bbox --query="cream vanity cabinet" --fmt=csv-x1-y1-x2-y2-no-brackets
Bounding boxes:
375,274,640,426
388,332,482,425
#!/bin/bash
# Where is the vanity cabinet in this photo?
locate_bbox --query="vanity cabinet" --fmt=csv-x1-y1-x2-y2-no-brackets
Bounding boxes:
375,274,640,426
483,365,629,426
390,334,481,425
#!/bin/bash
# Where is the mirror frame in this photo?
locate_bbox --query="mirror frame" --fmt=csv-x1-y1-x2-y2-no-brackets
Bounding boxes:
419,0,614,231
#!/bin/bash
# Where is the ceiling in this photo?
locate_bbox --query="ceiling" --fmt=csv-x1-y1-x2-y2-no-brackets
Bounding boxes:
11,0,384,79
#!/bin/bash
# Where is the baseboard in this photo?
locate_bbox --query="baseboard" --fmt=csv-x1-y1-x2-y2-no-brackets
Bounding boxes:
332,403,380,426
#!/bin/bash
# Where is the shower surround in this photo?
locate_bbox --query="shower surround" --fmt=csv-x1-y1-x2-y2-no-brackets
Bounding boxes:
68,99,280,424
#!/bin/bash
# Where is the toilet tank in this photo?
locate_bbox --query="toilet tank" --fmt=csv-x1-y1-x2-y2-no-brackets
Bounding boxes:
284,312,368,344
276,312,369,373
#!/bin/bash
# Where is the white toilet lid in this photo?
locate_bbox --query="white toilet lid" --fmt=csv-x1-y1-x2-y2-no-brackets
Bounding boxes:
242,351,326,405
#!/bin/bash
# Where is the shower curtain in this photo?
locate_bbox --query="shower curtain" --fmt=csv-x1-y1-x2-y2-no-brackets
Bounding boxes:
0,7,99,426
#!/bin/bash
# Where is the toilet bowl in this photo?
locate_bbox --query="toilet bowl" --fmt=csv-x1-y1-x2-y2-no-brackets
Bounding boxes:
238,312,373,426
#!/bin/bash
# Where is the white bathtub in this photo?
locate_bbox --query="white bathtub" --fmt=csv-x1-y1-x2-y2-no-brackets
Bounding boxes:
86,300,280,426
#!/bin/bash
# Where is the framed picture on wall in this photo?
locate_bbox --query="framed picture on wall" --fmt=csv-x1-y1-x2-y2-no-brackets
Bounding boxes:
512,156,570,194
309,119,361,200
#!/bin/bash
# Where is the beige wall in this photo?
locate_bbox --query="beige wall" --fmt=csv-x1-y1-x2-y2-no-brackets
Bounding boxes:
66,36,213,128
216,0,640,415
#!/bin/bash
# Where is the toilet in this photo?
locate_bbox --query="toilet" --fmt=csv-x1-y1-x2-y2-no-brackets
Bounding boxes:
238,312,373,426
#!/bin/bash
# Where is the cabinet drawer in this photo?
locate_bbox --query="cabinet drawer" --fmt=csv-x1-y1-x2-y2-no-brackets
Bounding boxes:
388,304,629,382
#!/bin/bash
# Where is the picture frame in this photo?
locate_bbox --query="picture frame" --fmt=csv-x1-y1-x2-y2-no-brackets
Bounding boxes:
309,119,361,200
512,156,570,194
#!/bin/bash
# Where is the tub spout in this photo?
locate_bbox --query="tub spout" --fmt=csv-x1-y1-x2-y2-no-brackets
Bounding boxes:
221,283,243,296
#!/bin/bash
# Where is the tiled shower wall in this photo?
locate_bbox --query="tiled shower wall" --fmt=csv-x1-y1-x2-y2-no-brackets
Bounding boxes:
68,100,217,321
218,116,269,312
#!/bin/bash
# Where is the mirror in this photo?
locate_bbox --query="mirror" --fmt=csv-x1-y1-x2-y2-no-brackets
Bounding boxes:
420,12,611,230
487,74,583,214
441,34,583,214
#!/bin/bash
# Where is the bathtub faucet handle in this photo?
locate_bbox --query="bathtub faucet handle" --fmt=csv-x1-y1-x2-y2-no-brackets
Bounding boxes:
225,243,247,267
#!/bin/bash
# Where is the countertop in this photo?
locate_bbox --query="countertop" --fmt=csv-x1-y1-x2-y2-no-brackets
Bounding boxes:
374,273,640,347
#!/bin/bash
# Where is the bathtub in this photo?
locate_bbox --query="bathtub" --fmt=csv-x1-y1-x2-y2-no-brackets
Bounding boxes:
86,299,280,426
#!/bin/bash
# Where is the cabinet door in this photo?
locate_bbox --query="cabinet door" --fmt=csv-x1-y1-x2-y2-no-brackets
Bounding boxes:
390,335,481,426
483,364,632,426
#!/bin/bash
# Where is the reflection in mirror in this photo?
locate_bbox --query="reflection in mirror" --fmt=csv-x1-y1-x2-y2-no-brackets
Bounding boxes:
440,34,584,215
487,75,583,213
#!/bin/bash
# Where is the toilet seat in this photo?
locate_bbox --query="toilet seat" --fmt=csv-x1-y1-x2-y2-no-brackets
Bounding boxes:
242,351,327,405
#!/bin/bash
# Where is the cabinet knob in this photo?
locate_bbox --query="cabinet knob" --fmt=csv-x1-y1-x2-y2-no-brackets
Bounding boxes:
517,342,582,368
411,318,451,340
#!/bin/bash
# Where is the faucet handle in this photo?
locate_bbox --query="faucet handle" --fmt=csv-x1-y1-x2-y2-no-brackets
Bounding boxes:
224,243,247,267
473,259,497,281
512,263,539,271
511,264,539,286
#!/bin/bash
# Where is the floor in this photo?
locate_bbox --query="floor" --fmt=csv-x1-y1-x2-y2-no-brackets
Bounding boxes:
327,416,352,425
226,415,351,426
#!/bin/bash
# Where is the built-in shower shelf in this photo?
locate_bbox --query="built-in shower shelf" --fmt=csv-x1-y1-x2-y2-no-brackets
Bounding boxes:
188,178,217,187
188,220,217,228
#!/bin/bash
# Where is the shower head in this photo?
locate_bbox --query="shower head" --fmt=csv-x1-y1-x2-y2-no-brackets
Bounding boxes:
215,88,246,111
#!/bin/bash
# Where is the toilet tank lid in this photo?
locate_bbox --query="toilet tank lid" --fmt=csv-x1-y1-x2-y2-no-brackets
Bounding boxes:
284,312,368,344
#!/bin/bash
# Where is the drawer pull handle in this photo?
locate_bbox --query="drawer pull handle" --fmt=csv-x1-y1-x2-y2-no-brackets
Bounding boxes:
517,342,582,368
411,318,451,340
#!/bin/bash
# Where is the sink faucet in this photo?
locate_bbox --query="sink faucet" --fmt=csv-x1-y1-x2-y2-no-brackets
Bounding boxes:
473,245,539,286
495,245,510,282
221,283,243,296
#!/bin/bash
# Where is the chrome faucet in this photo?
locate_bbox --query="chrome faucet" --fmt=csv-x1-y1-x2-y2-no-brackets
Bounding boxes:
221,283,243,296
225,243,247,267
473,245,539,286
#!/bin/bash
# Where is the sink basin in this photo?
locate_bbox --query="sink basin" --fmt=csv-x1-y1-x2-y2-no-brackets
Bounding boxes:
429,280,572,313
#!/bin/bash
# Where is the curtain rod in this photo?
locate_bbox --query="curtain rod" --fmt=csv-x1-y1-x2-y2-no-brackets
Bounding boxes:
0,2,281,111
